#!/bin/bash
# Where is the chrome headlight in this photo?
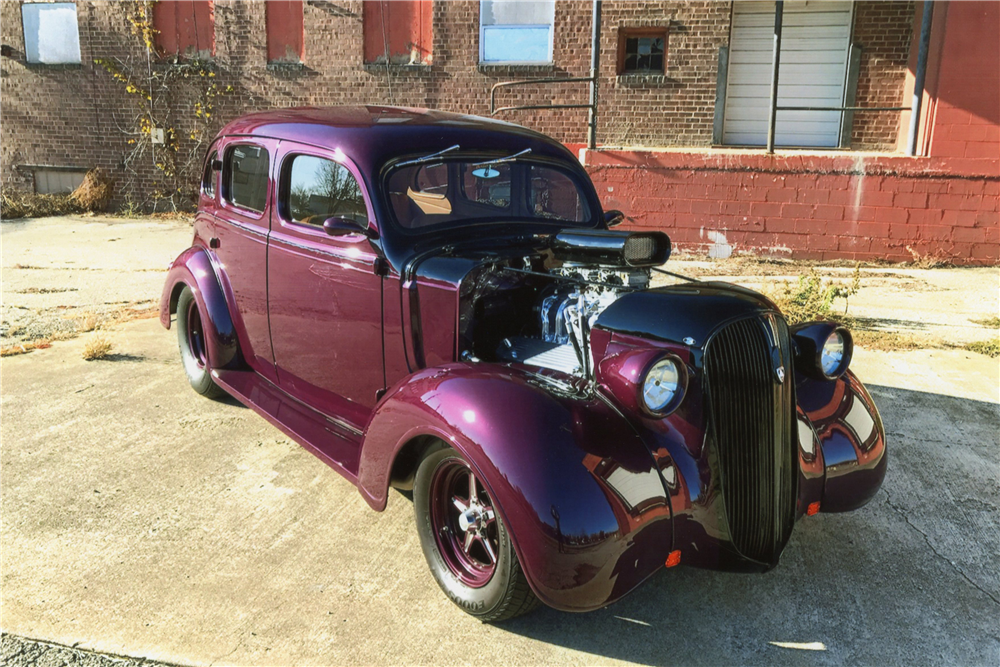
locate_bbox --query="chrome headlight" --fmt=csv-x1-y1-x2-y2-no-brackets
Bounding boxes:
641,357,686,416
792,323,853,381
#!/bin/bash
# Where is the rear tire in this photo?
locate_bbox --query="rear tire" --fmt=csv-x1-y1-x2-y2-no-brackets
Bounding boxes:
176,285,227,400
413,444,539,622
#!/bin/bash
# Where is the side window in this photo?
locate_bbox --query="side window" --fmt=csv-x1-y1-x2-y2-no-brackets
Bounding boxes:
202,151,217,197
528,165,588,222
286,154,368,227
225,145,269,213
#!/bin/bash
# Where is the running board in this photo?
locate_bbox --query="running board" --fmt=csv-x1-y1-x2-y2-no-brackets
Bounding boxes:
212,368,363,483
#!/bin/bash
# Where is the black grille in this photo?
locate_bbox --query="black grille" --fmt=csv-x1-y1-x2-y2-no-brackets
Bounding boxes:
704,315,796,563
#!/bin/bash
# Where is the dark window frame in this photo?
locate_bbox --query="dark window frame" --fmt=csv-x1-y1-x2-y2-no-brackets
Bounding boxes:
616,27,668,75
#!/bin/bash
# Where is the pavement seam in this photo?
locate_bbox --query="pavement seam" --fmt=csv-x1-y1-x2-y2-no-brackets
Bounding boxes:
882,492,1000,607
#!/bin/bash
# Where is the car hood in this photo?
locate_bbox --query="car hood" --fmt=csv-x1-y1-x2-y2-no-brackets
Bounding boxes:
594,282,779,349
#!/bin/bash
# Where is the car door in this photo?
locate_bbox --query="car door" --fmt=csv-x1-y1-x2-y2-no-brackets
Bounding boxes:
214,138,279,381
267,143,385,432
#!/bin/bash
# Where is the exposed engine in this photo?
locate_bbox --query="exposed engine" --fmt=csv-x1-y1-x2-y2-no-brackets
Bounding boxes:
458,228,670,378
493,265,649,377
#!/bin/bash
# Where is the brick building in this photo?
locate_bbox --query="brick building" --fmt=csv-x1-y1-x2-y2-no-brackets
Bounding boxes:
1,0,997,263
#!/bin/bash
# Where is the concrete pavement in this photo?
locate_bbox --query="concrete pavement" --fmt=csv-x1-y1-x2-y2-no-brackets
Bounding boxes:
1,315,997,666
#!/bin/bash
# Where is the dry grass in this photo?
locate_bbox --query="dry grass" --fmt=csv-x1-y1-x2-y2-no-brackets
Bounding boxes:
1,190,81,219
2,305,158,358
758,265,956,352
82,335,113,360
0,333,72,357
76,311,100,333
971,316,1000,328
966,337,1000,358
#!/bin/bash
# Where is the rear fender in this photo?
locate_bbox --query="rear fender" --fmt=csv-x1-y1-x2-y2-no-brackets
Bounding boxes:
797,370,887,512
160,246,240,370
357,363,675,612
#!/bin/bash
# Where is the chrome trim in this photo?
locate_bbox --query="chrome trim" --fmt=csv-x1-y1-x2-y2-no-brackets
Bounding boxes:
224,218,268,239
270,234,374,266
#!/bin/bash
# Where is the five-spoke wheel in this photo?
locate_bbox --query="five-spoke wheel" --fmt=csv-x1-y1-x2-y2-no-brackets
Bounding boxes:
414,444,538,622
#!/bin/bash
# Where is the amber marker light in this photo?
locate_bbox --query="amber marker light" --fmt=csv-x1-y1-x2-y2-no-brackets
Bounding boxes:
665,550,682,568
807,502,821,516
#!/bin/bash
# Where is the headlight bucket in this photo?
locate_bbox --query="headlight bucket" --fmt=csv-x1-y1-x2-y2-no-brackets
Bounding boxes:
792,322,854,380
597,348,689,417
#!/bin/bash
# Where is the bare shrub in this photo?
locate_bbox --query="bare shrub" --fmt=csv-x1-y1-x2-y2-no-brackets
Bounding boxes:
70,168,115,213
82,335,113,360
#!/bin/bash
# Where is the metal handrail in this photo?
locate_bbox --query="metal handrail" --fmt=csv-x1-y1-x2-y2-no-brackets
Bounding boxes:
489,77,596,116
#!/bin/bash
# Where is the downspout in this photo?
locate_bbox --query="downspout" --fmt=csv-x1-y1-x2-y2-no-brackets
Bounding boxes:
906,1,934,156
766,1,784,154
588,0,602,150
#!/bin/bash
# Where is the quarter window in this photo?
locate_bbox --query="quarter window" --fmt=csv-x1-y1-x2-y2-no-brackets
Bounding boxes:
202,151,218,197
286,155,368,227
225,145,269,213
529,165,587,222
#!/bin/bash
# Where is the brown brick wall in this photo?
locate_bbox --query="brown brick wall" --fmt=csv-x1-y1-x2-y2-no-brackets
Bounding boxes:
851,1,915,150
1,1,915,210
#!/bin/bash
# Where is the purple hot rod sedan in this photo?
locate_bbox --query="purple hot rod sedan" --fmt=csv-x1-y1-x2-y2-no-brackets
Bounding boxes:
161,106,886,621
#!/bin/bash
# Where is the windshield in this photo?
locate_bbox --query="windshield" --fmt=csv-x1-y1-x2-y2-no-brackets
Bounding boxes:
385,158,594,232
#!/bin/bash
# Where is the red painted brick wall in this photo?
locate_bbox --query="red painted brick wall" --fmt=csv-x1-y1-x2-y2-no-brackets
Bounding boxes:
925,2,1000,160
586,150,998,265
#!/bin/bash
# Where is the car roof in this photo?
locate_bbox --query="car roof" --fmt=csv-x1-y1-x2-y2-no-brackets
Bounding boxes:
215,105,577,173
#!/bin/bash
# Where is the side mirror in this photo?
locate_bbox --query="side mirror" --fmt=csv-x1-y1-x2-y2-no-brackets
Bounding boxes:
211,159,223,171
323,216,378,239
604,210,625,228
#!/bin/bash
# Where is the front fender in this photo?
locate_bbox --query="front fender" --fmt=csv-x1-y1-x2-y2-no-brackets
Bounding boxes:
358,363,674,612
159,246,239,370
797,370,887,512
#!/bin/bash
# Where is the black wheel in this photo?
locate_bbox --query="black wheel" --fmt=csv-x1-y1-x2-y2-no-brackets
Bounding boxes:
176,285,227,400
414,444,539,622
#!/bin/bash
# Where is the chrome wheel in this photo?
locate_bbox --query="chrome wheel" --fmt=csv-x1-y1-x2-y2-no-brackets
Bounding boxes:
429,458,499,587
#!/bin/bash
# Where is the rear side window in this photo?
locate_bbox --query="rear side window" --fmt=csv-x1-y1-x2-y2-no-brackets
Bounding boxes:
285,154,368,227
202,150,217,197
225,144,269,212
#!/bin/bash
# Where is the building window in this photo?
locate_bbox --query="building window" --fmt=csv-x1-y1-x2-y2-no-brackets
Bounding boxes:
153,0,215,58
33,169,87,195
722,1,853,148
267,1,303,64
617,28,667,75
21,3,81,65
479,0,554,65
363,0,432,65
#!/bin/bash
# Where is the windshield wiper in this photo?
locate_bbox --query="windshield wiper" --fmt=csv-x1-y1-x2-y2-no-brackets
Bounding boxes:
471,148,532,168
395,144,461,169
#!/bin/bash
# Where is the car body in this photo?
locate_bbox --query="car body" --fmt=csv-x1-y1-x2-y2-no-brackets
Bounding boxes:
161,106,887,620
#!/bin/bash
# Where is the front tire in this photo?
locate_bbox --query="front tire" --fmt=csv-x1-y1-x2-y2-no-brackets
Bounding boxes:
413,444,539,622
176,285,227,400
